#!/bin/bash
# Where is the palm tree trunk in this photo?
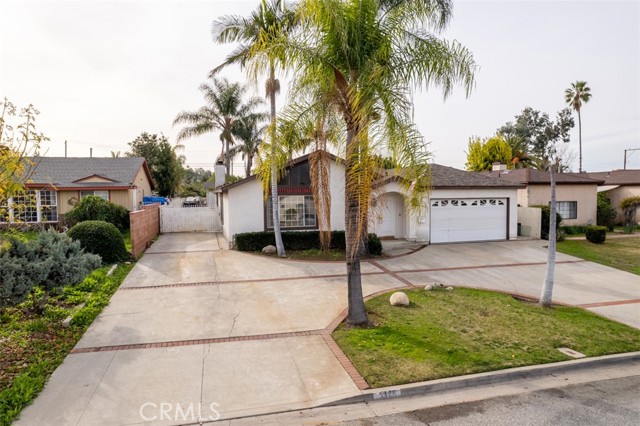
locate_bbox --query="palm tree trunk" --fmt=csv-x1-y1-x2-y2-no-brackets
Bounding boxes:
578,109,582,173
345,127,368,326
246,156,252,178
540,164,557,307
269,63,285,257
225,136,231,175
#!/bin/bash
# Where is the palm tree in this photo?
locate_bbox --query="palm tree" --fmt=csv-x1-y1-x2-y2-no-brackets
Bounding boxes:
279,0,476,325
565,81,592,173
503,134,537,169
173,77,263,175
230,116,266,177
212,0,297,258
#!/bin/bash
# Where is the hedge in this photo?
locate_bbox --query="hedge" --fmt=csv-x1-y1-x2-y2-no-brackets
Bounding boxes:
534,205,562,240
585,226,607,244
67,221,129,263
233,230,383,255
64,195,130,231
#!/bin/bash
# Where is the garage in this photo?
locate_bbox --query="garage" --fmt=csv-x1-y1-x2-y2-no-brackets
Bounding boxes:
430,198,508,243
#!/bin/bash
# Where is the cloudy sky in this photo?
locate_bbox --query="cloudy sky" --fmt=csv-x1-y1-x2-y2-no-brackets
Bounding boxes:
1,0,639,174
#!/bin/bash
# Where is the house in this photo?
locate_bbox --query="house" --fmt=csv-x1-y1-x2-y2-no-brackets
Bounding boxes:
485,165,604,225
582,169,640,224
0,157,154,225
216,153,523,245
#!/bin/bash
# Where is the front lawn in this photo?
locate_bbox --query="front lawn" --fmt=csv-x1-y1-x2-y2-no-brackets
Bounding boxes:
0,263,133,426
333,288,640,388
557,237,640,275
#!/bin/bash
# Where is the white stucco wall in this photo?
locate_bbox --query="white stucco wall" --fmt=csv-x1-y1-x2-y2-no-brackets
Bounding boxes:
223,179,264,245
518,206,542,239
329,161,346,231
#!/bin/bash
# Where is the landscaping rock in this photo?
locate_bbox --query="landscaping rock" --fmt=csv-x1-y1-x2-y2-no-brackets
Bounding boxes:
389,292,410,306
262,245,277,254
424,284,434,291
446,286,454,291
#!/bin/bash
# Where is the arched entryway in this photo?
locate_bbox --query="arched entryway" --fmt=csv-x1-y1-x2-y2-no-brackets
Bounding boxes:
373,192,405,239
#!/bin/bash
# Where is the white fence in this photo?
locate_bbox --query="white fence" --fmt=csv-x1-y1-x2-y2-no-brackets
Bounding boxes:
160,206,221,233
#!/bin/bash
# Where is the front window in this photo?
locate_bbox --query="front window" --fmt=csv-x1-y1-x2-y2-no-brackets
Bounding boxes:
556,201,577,220
0,190,58,223
266,195,316,228
12,190,37,222
40,190,58,222
80,190,109,201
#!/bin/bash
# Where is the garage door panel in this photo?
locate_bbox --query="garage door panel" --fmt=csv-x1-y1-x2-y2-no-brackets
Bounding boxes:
430,198,507,244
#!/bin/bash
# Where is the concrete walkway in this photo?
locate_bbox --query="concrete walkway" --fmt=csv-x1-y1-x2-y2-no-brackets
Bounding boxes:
15,235,640,426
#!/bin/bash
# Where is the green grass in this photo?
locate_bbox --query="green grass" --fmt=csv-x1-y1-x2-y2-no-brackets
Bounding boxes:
0,263,134,426
332,288,640,388
557,237,640,275
122,229,132,253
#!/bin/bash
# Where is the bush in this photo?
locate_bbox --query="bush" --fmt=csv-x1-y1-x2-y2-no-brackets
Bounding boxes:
68,221,129,263
535,205,562,240
620,196,640,232
65,195,130,230
234,230,383,255
585,226,607,244
596,193,617,231
560,225,590,235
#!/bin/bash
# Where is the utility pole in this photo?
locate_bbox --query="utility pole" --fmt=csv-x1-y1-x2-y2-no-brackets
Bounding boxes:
64,140,67,158
90,148,93,158
624,148,640,170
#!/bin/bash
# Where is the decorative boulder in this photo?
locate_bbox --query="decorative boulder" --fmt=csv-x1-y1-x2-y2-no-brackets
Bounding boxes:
446,286,454,291
262,245,277,254
424,284,434,291
389,292,410,306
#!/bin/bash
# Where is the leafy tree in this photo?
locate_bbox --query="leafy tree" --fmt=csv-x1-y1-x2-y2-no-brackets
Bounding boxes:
498,107,574,169
173,78,264,176
212,0,297,258
596,192,616,231
565,81,592,173
65,195,130,230
465,135,513,171
279,0,476,325
126,133,184,197
620,196,640,232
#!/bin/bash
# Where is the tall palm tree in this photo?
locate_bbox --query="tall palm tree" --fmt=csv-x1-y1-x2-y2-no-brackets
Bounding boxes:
212,0,297,258
229,116,266,177
280,0,476,325
565,81,592,173
173,77,263,175
540,163,558,307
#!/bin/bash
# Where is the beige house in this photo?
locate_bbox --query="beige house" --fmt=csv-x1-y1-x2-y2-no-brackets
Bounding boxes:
583,169,640,224
486,166,603,226
1,157,154,225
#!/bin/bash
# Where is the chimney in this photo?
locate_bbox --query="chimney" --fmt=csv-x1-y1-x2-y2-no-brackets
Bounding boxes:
492,162,507,172
214,160,226,188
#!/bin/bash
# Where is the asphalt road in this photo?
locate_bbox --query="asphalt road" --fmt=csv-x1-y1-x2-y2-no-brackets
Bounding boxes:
336,376,640,426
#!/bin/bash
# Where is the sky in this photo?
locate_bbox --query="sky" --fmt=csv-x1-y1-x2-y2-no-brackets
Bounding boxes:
1,0,639,174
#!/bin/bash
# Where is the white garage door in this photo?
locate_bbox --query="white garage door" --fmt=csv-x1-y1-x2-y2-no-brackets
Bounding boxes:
430,198,507,243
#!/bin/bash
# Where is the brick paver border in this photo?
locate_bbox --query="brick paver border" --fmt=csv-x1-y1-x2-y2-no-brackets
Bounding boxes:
577,299,640,308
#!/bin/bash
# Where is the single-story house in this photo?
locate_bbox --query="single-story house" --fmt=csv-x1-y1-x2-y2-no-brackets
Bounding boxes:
485,165,604,226
216,153,524,245
582,169,640,224
0,157,154,225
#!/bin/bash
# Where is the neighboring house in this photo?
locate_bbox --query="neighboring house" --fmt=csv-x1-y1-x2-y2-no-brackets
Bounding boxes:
216,153,523,245
485,166,604,225
0,157,154,225
582,169,640,224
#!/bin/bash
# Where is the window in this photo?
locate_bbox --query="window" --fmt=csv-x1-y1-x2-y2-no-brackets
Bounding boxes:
80,190,109,201
12,190,37,222
556,201,577,220
0,190,58,223
266,195,316,228
0,197,9,222
39,190,58,222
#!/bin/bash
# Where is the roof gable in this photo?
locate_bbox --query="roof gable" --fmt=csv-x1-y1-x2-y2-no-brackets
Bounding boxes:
485,168,604,185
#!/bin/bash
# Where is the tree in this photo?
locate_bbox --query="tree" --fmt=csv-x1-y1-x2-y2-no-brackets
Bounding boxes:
126,133,184,197
465,135,512,171
540,163,558,308
212,0,297,258
503,134,538,169
620,196,640,233
280,0,476,325
0,98,48,201
173,77,264,176
229,115,265,178
565,81,592,173
498,107,574,169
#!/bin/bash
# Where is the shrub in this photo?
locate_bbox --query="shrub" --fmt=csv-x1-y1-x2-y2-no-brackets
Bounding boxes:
620,196,640,232
585,226,607,244
0,230,101,312
534,205,562,240
0,245,35,311
596,193,616,231
560,225,590,235
68,221,129,263
65,195,130,230
234,230,383,255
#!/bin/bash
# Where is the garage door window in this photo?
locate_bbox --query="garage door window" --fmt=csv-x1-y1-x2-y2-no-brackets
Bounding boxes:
433,199,505,207
556,201,577,220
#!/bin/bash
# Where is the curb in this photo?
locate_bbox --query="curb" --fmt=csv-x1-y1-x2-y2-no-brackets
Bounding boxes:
321,351,640,406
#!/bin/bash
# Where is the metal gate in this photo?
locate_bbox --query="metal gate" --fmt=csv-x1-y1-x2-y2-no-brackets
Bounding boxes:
160,206,221,233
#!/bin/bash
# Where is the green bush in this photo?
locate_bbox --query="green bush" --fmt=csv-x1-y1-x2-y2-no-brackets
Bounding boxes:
65,195,130,230
596,193,617,231
68,221,129,263
585,226,607,244
620,196,640,231
234,230,383,255
560,225,590,235
534,205,562,240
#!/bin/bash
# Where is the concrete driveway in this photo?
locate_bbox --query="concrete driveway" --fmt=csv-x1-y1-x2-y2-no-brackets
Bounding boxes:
15,235,640,426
